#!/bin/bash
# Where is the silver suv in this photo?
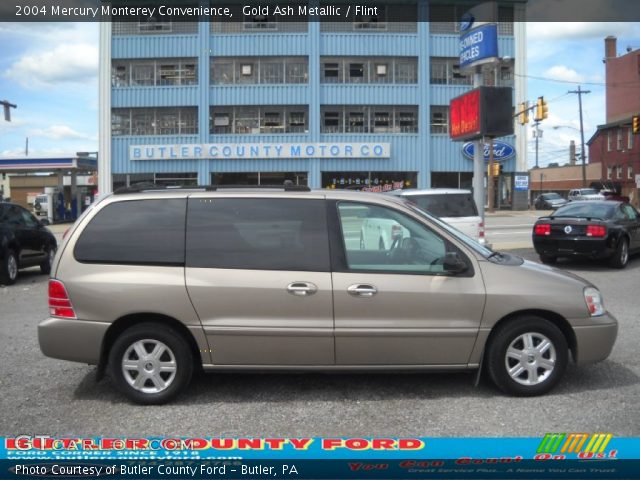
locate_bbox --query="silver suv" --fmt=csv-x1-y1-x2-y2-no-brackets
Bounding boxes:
39,186,617,404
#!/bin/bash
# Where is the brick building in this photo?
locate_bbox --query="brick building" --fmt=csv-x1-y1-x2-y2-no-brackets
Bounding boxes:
587,36,640,207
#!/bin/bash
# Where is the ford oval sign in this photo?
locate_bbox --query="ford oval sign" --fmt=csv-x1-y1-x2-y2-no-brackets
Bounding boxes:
462,141,515,162
460,13,474,31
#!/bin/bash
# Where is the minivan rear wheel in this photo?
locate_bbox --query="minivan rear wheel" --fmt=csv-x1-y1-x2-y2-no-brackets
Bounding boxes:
486,316,568,396
108,323,193,405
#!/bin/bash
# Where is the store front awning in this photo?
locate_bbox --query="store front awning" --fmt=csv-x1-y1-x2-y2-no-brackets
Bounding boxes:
0,155,97,173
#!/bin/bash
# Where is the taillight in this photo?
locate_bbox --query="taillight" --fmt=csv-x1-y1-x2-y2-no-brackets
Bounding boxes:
534,224,551,236
478,222,485,240
62,228,71,239
48,279,77,319
391,224,402,240
586,225,607,237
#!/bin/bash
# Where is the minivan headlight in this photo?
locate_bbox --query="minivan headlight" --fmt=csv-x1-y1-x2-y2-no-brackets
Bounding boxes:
584,287,605,317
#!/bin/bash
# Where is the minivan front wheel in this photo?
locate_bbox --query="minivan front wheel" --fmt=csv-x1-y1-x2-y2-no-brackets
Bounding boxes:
486,316,568,396
1,250,19,285
108,323,193,404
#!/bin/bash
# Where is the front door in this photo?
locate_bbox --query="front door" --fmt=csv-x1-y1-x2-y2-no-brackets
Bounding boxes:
331,201,486,366
185,195,334,365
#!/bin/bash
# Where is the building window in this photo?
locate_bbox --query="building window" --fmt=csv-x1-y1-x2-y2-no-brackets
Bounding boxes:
348,63,366,82
628,127,634,150
321,3,416,33
617,166,623,179
244,13,276,30
607,166,613,180
353,6,387,30
212,172,308,186
607,131,612,151
322,110,342,133
348,109,367,133
211,57,308,85
430,58,471,85
320,57,417,84
628,166,634,180
113,21,198,35
111,108,198,136
112,59,198,87
617,128,623,150
430,106,449,134
322,171,417,190
320,106,418,134
210,106,308,134
323,62,341,82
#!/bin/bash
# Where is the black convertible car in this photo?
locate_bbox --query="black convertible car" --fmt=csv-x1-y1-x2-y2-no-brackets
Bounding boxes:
533,201,640,268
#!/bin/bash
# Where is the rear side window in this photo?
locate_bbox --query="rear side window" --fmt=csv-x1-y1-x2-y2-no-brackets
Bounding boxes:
186,198,330,271
74,199,186,265
408,193,478,217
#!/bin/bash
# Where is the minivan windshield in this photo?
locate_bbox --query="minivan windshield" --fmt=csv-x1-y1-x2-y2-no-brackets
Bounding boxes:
402,200,493,257
402,193,478,218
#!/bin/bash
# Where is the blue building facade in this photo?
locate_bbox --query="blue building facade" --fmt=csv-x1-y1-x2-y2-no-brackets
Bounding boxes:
104,1,527,199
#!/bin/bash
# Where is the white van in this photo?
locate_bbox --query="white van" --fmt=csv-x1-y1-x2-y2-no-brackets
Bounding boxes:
33,194,49,217
389,189,487,245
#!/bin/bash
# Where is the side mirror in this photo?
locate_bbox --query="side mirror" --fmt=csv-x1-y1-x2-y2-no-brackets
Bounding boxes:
443,251,468,274
39,219,50,227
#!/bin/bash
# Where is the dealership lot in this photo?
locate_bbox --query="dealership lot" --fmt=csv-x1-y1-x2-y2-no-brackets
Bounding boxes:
1,246,638,437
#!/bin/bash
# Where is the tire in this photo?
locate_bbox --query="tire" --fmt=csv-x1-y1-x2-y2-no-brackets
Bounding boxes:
40,245,56,275
0,250,19,286
108,323,193,405
609,236,629,269
539,254,557,265
486,316,568,396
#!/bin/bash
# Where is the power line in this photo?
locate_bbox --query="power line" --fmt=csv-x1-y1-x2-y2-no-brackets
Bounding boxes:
515,73,640,88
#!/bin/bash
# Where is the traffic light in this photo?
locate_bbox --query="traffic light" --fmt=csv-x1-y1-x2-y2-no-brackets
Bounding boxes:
518,102,529,125
633,115,640,134
535,96,548,121
490,162,501,177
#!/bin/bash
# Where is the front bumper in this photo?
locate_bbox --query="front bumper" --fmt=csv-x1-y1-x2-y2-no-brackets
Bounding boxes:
38,317,110,364
572,313,618,365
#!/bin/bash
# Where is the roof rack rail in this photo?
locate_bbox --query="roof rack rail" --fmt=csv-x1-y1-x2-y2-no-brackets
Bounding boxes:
209,184,311,192
113,183,311,194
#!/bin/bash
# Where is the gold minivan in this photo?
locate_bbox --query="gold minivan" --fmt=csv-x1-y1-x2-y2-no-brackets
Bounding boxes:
39,186,618,404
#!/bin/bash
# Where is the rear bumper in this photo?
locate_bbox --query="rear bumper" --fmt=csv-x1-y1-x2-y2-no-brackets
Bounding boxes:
572,314,618,365
533,237,614,259
38,317,109,364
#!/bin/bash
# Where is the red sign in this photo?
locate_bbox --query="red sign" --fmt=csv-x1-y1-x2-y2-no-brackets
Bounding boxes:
449,89,481,140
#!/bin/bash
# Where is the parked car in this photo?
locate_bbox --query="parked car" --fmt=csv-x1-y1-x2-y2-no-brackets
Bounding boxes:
533,200,640,268
0,202,57,285
389,189,487,245
568,188,605,202
39,186,617,404
534,192,568,210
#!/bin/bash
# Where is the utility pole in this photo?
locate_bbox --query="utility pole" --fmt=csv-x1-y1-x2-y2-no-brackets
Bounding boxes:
568,86,590,187
1,99,17,121
533,121,541,168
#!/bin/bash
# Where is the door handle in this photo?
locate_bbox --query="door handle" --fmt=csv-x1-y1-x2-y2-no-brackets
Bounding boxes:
347,284,378,297
287,282,318,297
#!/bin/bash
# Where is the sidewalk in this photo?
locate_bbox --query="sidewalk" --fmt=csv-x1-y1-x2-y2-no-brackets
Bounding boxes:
484,208,550,218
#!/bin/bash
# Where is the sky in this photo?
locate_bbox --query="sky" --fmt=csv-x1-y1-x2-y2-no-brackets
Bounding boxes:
0,20,639,168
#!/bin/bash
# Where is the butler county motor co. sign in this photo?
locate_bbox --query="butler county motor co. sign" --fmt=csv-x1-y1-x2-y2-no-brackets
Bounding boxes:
130,143,391,160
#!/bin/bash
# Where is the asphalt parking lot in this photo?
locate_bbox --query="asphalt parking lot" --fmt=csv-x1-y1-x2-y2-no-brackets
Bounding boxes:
1,247,638,438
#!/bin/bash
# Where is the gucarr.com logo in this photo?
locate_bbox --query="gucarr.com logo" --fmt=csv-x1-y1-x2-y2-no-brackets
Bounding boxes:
535,433,616,460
